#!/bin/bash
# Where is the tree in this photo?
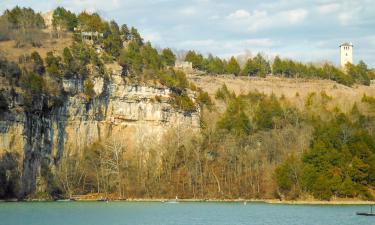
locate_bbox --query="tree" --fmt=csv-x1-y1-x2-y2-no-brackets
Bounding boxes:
140,42,161,71
225,57,240,76
3,7,45,46
197,91,213,109
346,61,370,86
254,94,283,130
77,12,105,32
217,98,252,136
0,15,11,41
61,47,77,78
241,54,270,77
84,79,95,100
158,69,189,91
185,50,204,70
274,155,301,199
130,27,143,46
4,7,45,30
161,48,176,67
103,140,126,198
322,63,353,85
0,56,22,82
62,48,73,65
119,41,142,76
109,21,120,35
20,71,44,94
206,54,225,74
301,115,375,200
82,142,105,193
103,32,123,58
45,51,62,78
120,24,130,41
52,7,78,31
30,51,45,75
272,56,283,75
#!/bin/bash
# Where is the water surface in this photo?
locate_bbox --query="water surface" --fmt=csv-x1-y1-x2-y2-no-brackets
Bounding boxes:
0,202,373,225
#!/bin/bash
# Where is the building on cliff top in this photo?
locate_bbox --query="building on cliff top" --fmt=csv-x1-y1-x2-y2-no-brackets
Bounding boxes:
340,42,353,68
175,61,193,71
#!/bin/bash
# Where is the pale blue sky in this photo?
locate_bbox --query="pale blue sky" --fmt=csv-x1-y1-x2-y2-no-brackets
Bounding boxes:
1,0,375,67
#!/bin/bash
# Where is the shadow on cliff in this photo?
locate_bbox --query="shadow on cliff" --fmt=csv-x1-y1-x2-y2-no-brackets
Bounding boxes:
20,92,66,199
0,151,21,199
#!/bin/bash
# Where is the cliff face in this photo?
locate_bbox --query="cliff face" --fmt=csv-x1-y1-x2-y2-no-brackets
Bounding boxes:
0,68,200,198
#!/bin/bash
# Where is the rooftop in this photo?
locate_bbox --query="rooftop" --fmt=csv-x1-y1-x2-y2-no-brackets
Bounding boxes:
340,42,353,47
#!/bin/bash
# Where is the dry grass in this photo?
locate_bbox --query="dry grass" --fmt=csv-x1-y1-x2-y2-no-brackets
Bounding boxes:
0,32,72,62
188,74,375,112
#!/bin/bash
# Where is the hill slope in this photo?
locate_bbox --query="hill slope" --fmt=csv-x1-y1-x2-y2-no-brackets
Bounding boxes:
188,73,375,112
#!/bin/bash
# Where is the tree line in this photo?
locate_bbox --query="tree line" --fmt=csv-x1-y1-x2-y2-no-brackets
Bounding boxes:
0,6,45,47
184,51,375,86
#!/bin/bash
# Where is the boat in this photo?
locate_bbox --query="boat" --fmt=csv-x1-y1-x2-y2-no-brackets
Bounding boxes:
356,212,375,216
165,196,179,204
356,205,375,216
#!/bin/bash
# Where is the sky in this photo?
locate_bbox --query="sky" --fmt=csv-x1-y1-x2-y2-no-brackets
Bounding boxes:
1,0,375,67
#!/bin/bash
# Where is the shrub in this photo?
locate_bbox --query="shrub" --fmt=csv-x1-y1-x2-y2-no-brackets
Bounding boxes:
172,92,196,112
197,91,213,109
84,79,95,100
216,98,252,136
20,72,44,93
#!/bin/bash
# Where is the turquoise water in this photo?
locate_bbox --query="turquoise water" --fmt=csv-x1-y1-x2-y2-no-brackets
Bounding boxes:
0,202,373,225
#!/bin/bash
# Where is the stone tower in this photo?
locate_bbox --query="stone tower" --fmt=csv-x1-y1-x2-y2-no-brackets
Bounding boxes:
340,42,353,68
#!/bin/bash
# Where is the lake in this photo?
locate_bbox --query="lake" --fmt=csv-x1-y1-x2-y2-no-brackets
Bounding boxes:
0,202,373,225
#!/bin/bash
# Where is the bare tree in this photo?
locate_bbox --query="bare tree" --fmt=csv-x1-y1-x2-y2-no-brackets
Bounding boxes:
103,140,126,198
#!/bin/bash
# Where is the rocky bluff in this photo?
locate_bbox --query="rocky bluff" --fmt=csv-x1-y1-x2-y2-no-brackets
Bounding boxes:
0,65,200,198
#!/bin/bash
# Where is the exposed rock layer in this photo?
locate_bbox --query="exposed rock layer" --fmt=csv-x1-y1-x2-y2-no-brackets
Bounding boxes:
0,71,200,197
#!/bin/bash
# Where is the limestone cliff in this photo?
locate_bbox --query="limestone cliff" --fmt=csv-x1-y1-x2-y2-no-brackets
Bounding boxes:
0,66,200,198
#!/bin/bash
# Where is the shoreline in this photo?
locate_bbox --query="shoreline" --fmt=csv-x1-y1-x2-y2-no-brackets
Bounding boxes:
2,198,374,205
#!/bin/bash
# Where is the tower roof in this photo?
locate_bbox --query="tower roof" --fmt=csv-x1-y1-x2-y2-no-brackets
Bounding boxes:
340,42,353,47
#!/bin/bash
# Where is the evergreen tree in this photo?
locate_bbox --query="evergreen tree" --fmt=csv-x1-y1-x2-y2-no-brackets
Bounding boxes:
30,51,45,75
217,98,252,136
52,7,78,31
120,24,130,41
185,50,204,70
77,12,104,32
300,115,375,200
225,56,240,76
119,41,142,75
272,56,283,75
161,48,176,67
241,54,270,77
130,27,143,46
206,54,225,74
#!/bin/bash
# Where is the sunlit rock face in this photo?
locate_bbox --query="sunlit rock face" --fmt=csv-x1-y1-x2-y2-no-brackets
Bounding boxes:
0,68,200,198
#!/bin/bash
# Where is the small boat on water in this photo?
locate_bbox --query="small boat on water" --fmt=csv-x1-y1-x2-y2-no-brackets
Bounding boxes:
356,212,375,216
356,205,375,216
165,196,179,204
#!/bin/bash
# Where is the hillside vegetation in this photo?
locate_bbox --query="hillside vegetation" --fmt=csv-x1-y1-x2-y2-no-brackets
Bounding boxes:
0,6,374,201
184,51,375,86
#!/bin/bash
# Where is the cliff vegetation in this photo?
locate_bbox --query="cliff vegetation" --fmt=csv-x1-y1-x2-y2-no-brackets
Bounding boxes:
0,6,374,202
